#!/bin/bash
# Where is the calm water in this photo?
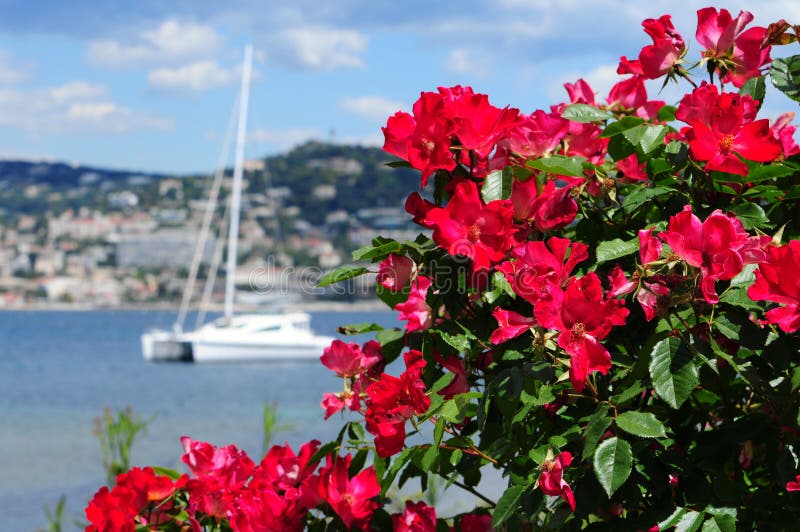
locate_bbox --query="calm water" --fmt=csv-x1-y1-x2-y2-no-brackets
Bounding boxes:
0,309,400,530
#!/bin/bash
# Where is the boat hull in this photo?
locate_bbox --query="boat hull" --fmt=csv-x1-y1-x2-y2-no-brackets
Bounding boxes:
141,330,193,362
191,338,332,363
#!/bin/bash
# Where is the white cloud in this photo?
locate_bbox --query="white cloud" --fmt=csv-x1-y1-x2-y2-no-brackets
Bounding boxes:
249,127,324,150
0,50,29,85
48,81,107,103
148,60,238,92
0,81,173,134
87,19,221,68
339,96,404,122
445,48,491,79
267,26,368,70
548,64,620,102
64,101,173,133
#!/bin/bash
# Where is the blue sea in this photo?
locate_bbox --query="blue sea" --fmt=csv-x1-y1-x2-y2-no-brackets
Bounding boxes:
0,309,405,530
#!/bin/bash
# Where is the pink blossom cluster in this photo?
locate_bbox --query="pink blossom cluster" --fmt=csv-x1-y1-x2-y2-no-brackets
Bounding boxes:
86,436,481,531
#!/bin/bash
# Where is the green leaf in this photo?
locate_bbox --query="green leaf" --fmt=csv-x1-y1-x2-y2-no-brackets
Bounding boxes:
376,328,406,364
611,381,645,405
561,103,613,123
337,322,384,335
484,270,515,304
713,315,741,341
151,466,182,480
527,155,586,177
730,202,769,230
659,507,688,529
438,330,470,352
615,411,666,438
520,385,554,407
450,448,463,466
701,519,723,532
386,160,412,168
380,448,414,495
622,186,674,214
747,163,796,182
433,417,445,447
648,157,673,177
420,445,438,471
308,440,340,467
352,239,404,261
675,510,705,532
593,437,633,498
493,485,527,528
704,507,736,532
440,394,471,423
596,236,640,264
607,134,637,161
624,124,668,155
649,337,698,409
481,167,514,202
600,116,644,138
657,105,677,122
719,263,759,310
770,55,800,102
582,404,612,460
665,141,689,168
739,76,766,104
317,265,368,287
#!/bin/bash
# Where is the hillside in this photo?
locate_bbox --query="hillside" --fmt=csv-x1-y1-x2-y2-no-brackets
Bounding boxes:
251,142,418,225
0,142,417,220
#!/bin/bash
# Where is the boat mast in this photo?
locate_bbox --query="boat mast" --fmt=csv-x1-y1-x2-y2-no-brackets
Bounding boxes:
224,44,253,321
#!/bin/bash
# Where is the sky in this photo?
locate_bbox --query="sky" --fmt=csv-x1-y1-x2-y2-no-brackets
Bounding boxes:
0,0,798,174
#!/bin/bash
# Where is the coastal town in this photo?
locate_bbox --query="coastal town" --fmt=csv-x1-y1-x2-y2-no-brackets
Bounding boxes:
0,141,420,308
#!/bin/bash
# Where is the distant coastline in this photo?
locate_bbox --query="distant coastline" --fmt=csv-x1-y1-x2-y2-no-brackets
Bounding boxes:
0,299,389,312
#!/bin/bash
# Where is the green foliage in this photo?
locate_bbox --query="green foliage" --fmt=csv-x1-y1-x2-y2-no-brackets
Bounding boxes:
770,55,800,102
316,265,369,287
561,103,614,123
481,167,514,202
37,495,66,532
80,10,800,531
93,406,150,486
593,437,633,498
527,155,587,177
595,236,640,264
614,411,667,438
649,337,698,409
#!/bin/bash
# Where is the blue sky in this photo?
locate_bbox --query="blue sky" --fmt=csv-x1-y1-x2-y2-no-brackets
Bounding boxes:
0,1,796,174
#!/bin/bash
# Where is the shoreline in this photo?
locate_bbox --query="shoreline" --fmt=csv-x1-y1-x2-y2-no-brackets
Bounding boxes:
0,299,390,313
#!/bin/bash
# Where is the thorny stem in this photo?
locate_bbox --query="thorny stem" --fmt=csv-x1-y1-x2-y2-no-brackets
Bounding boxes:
585,378,599,399
428,417,499,465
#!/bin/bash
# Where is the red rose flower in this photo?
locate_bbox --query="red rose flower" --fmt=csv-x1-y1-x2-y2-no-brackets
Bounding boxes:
748,240,800,333
392,500,437,532
490,307,536,345
677,86,781,176
659,205,770,303
426,179,516,271
365,350,430,457
538,451,576,511
319,454,380,530
637,14,686,79
396,276,434,332
535,273,628,392
377,254,415,291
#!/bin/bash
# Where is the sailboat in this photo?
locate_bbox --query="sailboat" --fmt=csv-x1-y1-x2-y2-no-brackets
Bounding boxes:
141,45,334,363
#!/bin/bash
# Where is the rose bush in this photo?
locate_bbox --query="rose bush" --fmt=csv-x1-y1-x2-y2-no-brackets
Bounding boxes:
86,7,800,531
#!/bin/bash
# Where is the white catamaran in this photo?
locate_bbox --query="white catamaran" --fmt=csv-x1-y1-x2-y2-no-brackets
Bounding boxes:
141,45,334,363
